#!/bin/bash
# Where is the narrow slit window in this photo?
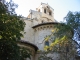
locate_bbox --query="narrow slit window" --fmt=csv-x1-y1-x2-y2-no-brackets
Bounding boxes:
45,41,49,46
49,11,52,15
44,9,46,13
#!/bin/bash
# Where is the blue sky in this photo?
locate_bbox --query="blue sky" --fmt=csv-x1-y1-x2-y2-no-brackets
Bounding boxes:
7,0,80,22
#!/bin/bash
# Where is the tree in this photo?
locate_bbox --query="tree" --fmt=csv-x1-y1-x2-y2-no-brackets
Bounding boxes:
38,24,76,60
38,11,80,60
64,11,80,41
0,0,31,60
64,11,80,30
43,24,76,60
64,11,80,55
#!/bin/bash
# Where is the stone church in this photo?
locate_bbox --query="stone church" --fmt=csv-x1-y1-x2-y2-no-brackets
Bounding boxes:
18,3,79,60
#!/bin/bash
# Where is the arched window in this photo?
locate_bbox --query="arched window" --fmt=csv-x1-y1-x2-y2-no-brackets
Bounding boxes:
49,11,52,15
45,41,49,46
44,9,46,13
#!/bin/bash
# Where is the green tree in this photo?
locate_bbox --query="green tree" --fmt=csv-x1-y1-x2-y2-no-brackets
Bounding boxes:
0,0,31,60
43,24,76,60
38,11,80,60
64,11,80,56
64,11,80,42
64,11,80,30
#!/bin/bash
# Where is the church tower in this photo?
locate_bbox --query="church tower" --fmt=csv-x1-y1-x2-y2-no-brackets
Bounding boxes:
20,3,77,60
22,3,57,50
36,2,54,22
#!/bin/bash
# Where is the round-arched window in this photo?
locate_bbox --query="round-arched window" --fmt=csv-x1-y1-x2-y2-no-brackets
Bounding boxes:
49,11,52,15
44,9,46,13
45,41,49,46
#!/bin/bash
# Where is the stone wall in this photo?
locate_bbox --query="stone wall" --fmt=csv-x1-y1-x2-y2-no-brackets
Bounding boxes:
18,41,38,60
33,24,55,50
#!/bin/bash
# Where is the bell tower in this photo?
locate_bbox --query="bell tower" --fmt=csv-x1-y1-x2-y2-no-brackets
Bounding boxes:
36,3,54,22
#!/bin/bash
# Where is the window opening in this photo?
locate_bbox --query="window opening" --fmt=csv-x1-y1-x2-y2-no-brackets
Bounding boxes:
45,41,49,46
49,11,52,15
44,9,46,13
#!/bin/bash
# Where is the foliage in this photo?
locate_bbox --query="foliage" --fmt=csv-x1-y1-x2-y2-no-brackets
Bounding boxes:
64,11,80,55
39,26,76,60
0,0,31,60
64,11,80,41
54,24,74,38
43,36,76,60
64,11,80,30
19,47,31,60
38,51,53,60
39,11,80,60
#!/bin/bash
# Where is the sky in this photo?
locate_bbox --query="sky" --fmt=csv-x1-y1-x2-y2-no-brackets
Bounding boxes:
7,0,80,22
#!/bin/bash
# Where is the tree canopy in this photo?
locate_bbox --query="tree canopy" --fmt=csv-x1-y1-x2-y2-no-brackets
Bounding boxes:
64,11,80,56
39,11,80,60
0,0,31,60
64,11,80,30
